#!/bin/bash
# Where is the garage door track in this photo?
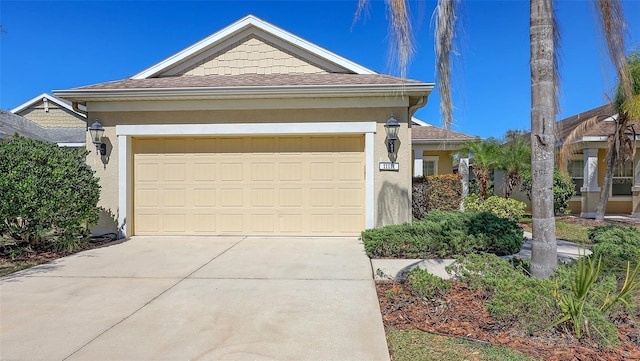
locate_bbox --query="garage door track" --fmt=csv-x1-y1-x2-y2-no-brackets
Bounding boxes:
0,237,389,361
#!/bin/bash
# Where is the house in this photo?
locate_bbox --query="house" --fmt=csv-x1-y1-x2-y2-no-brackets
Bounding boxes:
54,15,434,237
5,93,87,146
411,124,476,177
0,110,85,146
556,104,640,218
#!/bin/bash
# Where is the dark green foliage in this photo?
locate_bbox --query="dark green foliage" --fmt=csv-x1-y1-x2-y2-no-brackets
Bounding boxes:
0,137,100,252
412,174,463,219
467,212,524,256
362,210,524,258
521,168,575,215
588,225,640,276
407,267,451,298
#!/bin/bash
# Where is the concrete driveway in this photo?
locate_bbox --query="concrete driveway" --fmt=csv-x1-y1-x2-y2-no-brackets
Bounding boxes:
0,237,389,361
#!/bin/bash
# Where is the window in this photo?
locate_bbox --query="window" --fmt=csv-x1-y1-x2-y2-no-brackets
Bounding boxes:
612,161,633,196
423,156,439,176
567,159,584,195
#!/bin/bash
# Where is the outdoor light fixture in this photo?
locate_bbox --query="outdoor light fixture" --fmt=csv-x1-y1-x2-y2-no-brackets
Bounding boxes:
384,114,400,154
88,119,107,156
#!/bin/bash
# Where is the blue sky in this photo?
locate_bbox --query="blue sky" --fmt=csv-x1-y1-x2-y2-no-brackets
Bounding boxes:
1,0,639,138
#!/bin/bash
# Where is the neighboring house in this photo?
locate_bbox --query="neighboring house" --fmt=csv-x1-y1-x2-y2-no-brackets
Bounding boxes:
55,15,434,237
411,124,477,177
556,104,639,218
11,93,87,129
0,110,85,146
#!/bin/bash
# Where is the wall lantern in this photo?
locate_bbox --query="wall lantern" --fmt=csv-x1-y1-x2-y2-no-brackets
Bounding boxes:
384,114,400,154
88,119,107,156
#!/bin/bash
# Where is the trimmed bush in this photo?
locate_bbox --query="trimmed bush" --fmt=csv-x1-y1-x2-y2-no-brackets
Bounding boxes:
361,210,524,258
412,174,462,219
463,194,526,222
0,137,100,252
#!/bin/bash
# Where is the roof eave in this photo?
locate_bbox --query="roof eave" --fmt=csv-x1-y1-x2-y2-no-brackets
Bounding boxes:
54,83,434,103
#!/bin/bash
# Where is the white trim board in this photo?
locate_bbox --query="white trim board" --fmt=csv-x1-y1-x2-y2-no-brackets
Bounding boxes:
116,122,377,136
117,121,377,236
11,93,87,118
132,15,375,79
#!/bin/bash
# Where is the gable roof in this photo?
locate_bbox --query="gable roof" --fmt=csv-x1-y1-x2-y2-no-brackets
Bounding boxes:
412,125,477,143
132,15,375,79
0,110,85,144
555,103,616,142
10,93,87,118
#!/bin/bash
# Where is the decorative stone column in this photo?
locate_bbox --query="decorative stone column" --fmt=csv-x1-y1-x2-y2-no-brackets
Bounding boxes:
413,148,424,177
580,148,601,218
632,151,640,218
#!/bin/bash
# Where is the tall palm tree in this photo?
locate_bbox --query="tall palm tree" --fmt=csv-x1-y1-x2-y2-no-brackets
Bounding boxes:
356,0,630,279
596,49,640,220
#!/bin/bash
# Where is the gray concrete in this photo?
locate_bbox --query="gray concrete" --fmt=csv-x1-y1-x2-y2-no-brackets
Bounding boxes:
1,236,389,361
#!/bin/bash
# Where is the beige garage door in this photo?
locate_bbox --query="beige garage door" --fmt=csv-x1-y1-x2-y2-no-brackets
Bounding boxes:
133,135,365,236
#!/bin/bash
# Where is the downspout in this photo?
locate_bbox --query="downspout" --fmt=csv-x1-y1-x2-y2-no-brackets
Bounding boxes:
408,96,427,127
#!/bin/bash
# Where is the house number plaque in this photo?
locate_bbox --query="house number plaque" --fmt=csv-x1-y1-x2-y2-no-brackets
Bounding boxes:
379,162,399,171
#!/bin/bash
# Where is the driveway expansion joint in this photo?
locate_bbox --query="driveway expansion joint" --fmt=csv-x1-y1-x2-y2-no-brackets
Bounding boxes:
61,236,247,361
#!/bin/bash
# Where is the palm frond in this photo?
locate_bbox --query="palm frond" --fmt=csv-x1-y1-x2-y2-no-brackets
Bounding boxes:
557,116,600,175
596,0,632,103
435,0,458,130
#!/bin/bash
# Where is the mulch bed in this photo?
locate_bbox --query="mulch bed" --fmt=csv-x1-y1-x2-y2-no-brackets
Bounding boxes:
0,237,125,265
377,282,640,361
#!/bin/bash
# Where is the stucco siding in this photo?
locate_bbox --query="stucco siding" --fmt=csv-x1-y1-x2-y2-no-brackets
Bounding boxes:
88,106,413,234
179,35,329,76
17,105,85,128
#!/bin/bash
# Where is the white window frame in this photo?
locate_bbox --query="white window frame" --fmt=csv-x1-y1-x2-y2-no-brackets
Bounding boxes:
423,156,439,176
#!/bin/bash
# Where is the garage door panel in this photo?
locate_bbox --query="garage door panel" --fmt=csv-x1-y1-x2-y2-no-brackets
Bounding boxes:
193,189,216,206
193,214,217,232
133,135,364,236
219,214,244,233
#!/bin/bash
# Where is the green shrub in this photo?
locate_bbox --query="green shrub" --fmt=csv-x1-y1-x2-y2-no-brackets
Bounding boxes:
467,212,524,256
463,194,526,222
407,268,451,298
588,225,640,276
361,210,524,258
446,253,557,334
412,174,462,219
521,168,576,215
0,137,100,252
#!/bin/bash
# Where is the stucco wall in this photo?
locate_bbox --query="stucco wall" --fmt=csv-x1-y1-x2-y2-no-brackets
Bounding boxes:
88,106,414,234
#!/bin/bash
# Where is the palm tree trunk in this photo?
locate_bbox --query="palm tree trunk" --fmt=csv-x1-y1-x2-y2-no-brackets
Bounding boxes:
596,121,622,221
529,0,558,279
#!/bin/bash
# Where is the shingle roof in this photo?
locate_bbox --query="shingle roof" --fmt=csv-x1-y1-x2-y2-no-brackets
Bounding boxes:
72,73,424,90
412,125,477,141
0,111,85,144
555,104,617,141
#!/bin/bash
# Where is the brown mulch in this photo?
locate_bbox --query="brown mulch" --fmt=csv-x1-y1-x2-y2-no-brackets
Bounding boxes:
0,237,125,264
555,216,640,227
377,282,640,361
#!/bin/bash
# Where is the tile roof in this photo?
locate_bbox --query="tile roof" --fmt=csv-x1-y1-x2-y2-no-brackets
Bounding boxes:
412,125,477,141
72,73,424,90
0,111,85,144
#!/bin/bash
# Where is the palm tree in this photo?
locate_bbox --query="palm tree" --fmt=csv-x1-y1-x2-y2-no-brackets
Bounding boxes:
498,130,531,199
356,0,630,279
458,138,501,199
596,50,640,220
